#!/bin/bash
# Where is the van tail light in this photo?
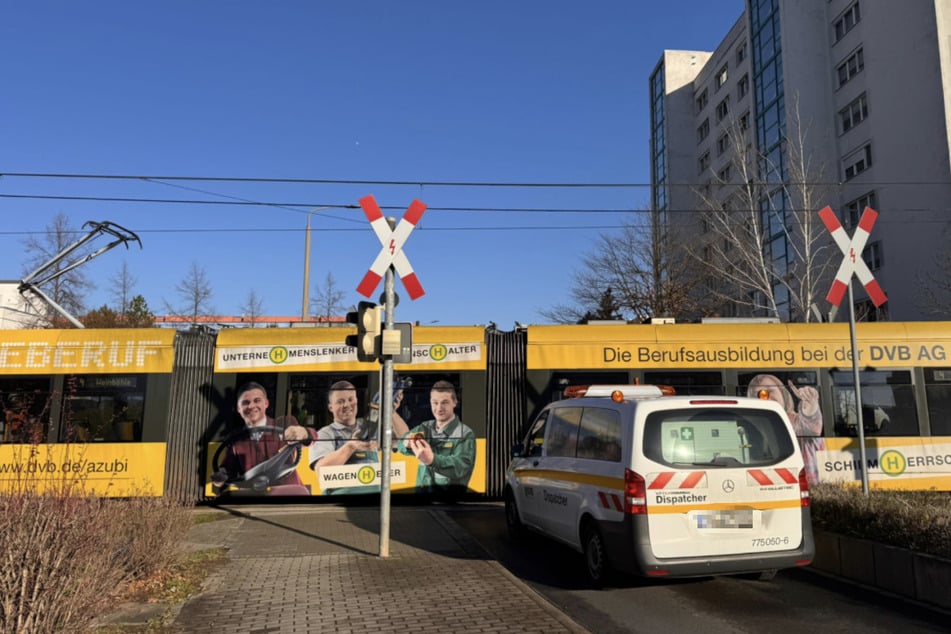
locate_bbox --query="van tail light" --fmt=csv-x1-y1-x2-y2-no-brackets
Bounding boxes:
624,469,647,515
798,468,811,507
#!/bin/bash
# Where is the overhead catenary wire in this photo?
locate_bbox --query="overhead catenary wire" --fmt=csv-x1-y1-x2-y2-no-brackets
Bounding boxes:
0,193,948,221
3,170,951,188
1,171,949,240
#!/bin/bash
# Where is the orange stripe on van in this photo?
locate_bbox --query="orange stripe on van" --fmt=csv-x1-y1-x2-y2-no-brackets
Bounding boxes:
598,491,623,511
512,468,623,491
648,499,803,514
775,468,798,483
748,468,799,486
682,471,705,488
649,472,674,489
647,471,706,489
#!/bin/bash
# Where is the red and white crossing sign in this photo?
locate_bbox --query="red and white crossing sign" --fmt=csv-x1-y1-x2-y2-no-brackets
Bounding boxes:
819,205,887,307
356,195,426,300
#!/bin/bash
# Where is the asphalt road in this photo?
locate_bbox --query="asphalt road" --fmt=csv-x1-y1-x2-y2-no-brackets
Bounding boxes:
447,503,951,634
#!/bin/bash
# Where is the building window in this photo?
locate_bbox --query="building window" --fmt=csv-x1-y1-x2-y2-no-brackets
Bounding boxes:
715,65,728,90
737,74,749,99
739,111,750,131
736,42,747,64
716,97,730,122
863,240,883,271
844,143,872,180
839,93,868,133
837,48,864,87
845,191,877,228
717,164,732,182
697,118,710,143
698,152,711,174
716,133,730,156
696,88,708,113
834,2,861,43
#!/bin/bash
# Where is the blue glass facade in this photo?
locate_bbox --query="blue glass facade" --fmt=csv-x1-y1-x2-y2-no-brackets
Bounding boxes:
650,64,668,228
749,0,792,319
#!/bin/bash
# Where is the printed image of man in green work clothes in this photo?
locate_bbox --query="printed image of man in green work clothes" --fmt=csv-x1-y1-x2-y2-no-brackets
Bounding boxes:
394,380,475,499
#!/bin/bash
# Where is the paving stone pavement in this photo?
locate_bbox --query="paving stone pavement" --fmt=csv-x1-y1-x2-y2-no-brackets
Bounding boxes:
168,504,589,634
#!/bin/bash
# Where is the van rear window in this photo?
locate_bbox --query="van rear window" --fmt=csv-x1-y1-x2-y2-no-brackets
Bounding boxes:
642,407,795,468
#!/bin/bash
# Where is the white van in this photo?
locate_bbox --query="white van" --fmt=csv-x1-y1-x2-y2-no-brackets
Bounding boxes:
503,385,815,585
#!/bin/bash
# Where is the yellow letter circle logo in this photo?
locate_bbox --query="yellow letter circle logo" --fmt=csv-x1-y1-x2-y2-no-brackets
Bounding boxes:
269,346,289,364
429,344,448,362
879,450,906,477
357,465,377,484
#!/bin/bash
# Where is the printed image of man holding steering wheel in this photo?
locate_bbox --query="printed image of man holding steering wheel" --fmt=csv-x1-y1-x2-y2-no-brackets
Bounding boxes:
210,381,315,496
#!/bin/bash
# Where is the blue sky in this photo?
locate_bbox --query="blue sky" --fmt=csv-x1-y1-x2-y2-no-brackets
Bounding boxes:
0,1,744,329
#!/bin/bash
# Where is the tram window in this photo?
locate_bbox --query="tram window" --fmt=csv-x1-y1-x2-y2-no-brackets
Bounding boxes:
924,368,951,436
737,371,823,436
0,377,52,443
288,372,463,435
61,375,146,442
831,370,919,437
382,373,463,432
644,371,724,396
286,373,371,432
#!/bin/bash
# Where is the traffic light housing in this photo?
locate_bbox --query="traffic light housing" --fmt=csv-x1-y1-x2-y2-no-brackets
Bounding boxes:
345,301,382,362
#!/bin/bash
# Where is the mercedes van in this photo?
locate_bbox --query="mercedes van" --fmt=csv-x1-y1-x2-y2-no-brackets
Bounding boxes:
503,385,815,585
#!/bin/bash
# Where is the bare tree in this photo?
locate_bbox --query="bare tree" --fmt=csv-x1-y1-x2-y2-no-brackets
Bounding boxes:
239,290,265,327
542,212,711,324
310,272,346,323
688,101,837,322
21,213,93,323
164,261,214,326
109,261,137,316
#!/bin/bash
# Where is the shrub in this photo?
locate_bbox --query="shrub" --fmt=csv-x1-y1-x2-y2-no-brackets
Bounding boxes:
105,495,193,581
0,491,191,633
810,484,951,560
0,384,193,631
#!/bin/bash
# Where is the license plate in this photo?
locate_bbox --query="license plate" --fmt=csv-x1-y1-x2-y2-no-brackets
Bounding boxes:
695,509,754,529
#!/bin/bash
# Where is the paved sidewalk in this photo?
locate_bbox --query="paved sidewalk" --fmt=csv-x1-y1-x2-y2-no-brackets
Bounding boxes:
138,504,588,633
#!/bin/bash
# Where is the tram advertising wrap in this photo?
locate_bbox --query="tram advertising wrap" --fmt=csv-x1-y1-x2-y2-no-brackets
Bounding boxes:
0,329,176,497
207,326,487,498
5,321,951,499
527,322,951,491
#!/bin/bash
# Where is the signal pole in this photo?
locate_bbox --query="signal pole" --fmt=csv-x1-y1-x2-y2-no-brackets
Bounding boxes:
379,220,396,558
348,195,425,558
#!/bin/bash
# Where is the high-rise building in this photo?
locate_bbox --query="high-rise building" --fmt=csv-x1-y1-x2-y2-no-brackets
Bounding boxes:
650,0,951,321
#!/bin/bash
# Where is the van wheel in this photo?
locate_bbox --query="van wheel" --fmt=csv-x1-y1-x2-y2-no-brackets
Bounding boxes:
504,490,525,540
582,521,611,588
